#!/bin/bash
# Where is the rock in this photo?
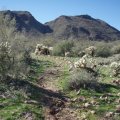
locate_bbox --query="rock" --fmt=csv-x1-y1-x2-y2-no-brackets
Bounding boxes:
24,100,38,104
63,97,70,102
115,105,120,113
117,92,120,96
84,102,91,108
90,110,96,114
65,52,70,57
112,79,120,85
107,93,113,96
100,95,108,101
72,98,78,102
76,90,81,95
49,107,59,115
90,100,97,105
116,99,120,103
56,100,65,107
81,113,87,119
107,101,111,104
105,112,114,118
20,111,33,120
114,112,120,118
77,96,86,102
0,95,6,99
93,96,97,99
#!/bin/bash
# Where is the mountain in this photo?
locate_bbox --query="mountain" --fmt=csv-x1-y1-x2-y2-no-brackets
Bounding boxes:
0,10,52,36
0,10,120,41
45,15,120,41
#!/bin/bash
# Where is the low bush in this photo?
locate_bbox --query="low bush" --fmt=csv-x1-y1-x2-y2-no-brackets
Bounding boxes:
111,45,120,54
22,49,32,65
71,46,85,57
0,42,33,82
53,41,74,56
67,69,99,91
95,43,112,57
0,42,14,81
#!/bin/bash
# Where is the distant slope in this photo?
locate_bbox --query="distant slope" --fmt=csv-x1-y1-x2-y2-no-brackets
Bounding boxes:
45,15,120,41
0,10,52,36
0,10,120,41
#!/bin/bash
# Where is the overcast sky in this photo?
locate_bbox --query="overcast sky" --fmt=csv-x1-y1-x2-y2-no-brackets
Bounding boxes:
0,0,120,30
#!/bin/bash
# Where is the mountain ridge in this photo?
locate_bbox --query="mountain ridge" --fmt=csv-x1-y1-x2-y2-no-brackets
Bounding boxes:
46,15,120,41
0,10,52,36
0,10,120,41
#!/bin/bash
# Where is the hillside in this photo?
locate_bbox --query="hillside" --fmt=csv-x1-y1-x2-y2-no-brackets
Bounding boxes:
46,15,120,41
0,10,120,41
0,10,52,36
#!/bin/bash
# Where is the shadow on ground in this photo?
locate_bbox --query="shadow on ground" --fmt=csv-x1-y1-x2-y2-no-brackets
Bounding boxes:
6,79,68,107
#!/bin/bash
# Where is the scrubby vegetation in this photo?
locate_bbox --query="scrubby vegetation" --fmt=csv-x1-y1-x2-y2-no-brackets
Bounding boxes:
1,37,120,120
67,69,99,90
0,35,120,120
1,9,120,120
0,17,120,119
52,41,74,56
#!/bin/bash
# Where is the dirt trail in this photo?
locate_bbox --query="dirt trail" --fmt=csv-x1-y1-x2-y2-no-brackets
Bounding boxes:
36,56,80,120
38,68,61,92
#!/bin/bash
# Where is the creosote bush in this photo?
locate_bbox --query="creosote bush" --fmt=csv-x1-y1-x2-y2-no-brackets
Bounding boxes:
67,69,99,91
53,41,74,56
111,45,120,54
95,43,112,57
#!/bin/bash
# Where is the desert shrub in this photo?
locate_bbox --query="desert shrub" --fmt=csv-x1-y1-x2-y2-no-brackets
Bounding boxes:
0,42,14,81
110,62,120,77
112,54,120,62
67,69,99,90
96,57,111,65
0,14,34,82
95,43,112,57
71,46,85,57
53,41,74,56
12,48,34,80
0,41,33,82
71,40,94,57
22,49,32,65
41,39,56,47
111,45,120,54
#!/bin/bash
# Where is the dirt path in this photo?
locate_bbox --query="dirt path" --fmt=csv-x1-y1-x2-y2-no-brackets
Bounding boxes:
38,68,61,92
36,56,80,120
40,69,80,120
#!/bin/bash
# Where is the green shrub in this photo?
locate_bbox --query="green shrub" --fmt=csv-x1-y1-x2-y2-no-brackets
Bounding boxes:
95,44,112,57
67,69,99,90
0,42,33,82
22,49,32,65
41,39,56,47
111,45,120,54
0,42,14,81
53,41,74,56
71,46,85,57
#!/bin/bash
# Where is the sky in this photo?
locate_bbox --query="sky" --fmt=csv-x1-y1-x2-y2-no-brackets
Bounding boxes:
0,0,120,30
